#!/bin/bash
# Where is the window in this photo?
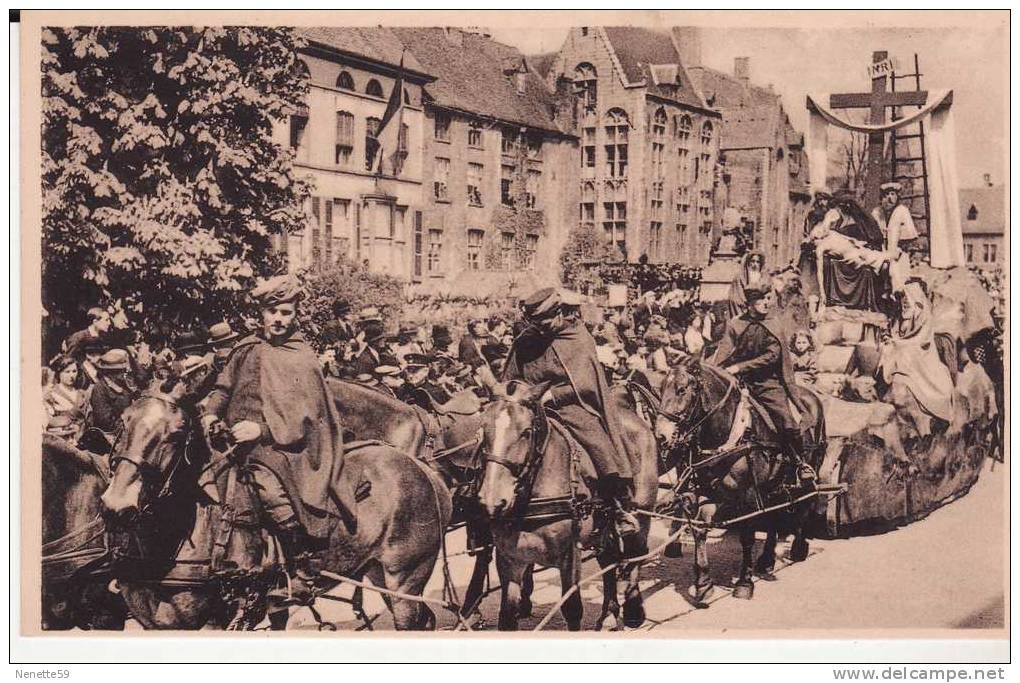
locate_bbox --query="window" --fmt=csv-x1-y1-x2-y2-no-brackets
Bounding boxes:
574,63,598,115
522,234,539,270
649,222,662,261
467,163,484,206
468,123,483,148
652,142,665,179
501,128,518,156
582,127,596,168
434,158,450,201
604,109,629,178
652,108,667,138
580,181,596,229
965,243,974,262
289,114,308,152
467,229,484,270
676,114,692,142
366,79,384,98
677,223,688,258
701,121,714,147
434,113,451,141
500,232,515,270
394,122,409,175
310,197,322,266
651,182,664,219
603,201,627,254
334,111,354,165
334,199,351,259
984,243,997,263
413,212,424,279
336,70,355,90
525,170,541,209
968,205,979,221
427,229,443,273
323,200,334,265
501,164,515,207
581,27,589,37
365,116,381,170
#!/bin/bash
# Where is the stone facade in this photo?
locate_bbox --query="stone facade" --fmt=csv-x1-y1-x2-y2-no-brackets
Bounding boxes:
542,26,722,265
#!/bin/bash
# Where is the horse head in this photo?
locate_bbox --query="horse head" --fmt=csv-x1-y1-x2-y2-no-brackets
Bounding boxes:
101,360,209,521
655,356,702,449
477,380,551,519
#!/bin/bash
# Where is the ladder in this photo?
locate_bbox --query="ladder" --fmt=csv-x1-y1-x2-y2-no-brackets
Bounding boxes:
889,54,932,237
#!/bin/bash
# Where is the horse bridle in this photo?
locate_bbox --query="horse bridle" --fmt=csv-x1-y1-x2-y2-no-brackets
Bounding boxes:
482,399,551,515
657,366,738,456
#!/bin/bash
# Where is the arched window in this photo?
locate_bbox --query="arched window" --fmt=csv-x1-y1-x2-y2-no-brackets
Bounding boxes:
579,181,596,228
574,62,598,115
652,108,667,138
604,108,629,178
336,70,355,90
676,114,692,142
366,79,384,98
701,121,714,147
968,205,979,221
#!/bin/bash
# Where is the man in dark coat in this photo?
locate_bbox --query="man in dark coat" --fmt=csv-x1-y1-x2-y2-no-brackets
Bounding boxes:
459,319,498,393
503,287,645,558
711,284,815,484
83,348,137,449
201,275,357,602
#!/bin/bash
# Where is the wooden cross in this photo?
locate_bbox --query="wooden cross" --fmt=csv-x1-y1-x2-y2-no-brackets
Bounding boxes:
829,51,928,209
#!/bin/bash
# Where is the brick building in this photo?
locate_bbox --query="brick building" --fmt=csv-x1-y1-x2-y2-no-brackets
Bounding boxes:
681,30,812,270
278,27,433,277
960,178,1004,269
540,27,722,265
391,27,578,293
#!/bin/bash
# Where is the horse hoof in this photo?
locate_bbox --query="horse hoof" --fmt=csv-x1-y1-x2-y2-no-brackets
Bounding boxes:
597,613,620,631
754,569,778,582
789,539,809,563
732,582,755,600
688,583,715,606
623,599,646,629
663,542,683,558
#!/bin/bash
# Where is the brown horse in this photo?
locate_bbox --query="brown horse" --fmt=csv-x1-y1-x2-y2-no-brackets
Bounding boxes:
654,358,826,603
100,386,452,630
477,381,659,631
41,434,126,630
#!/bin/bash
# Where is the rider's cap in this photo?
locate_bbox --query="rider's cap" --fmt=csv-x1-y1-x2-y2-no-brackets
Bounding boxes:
96,348,130,371
880,181,902,194
403,353,430,368
743,283,771,303
374,364,401,377
252,274,304,307
207,322,240,347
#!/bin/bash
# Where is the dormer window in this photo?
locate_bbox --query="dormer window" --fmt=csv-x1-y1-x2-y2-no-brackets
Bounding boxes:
366,79,384,98
968,205,979,221
574,63,598,115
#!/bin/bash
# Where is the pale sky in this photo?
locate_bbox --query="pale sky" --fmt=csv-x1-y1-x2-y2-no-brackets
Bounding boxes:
490,21,1007,188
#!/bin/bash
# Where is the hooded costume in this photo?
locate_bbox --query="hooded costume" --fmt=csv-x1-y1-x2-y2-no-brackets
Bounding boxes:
204,275,355,539
727,251,768,318
503,290,632,480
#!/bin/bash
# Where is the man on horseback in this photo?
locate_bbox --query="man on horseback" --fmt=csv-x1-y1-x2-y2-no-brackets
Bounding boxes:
712,284,817,485
200,274,358,604
504,287,647,559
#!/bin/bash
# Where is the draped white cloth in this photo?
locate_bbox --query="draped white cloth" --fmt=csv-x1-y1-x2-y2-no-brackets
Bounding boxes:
806,89,964,268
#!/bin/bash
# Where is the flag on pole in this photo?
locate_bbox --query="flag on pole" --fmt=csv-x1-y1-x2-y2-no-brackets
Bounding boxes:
369,53,406,177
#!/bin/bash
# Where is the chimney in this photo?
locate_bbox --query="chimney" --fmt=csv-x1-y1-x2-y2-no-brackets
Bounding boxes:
734,57,750,85
984,173,992,187
671,26,701,68
516,71,527,95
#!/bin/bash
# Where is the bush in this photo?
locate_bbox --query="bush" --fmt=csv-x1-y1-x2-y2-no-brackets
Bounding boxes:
559,224,623,294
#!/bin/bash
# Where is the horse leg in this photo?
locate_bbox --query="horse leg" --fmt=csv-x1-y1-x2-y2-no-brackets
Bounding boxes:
663,466,686,558
789,504,811,563
460,546,492,626
378,558,437,631
754,524,778,581
595,549,621,631
519,564,535,618
621,513,650,628
732,526,756,600
558,548,583,632
690,505,715,605
495,552,524,631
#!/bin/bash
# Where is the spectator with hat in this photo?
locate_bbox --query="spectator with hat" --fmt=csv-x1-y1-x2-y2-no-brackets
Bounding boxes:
392,322,424,363
84,348,137,441
431,324,456,359
458,319,498,393
504,287,646,559
60,307,113,366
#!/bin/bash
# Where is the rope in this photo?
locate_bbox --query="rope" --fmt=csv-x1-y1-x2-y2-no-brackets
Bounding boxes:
41,514,105,554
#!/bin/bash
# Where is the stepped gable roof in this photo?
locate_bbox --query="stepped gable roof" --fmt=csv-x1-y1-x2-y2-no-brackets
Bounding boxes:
391,27,564,134
959,186,1005,235
600,27,708,110
298,27,428,75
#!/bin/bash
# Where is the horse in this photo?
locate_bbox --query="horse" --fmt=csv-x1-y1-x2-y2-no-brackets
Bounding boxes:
328,379,497,620
476,380,659,631
654,358,826,603
41,433,126,630
100,381,452,630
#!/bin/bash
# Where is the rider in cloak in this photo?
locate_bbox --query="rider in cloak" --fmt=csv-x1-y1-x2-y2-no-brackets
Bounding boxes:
711,283,816,485
201,274,357,603
503,287,646,559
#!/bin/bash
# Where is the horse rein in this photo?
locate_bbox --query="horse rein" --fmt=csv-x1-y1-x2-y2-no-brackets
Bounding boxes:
659,367,738,456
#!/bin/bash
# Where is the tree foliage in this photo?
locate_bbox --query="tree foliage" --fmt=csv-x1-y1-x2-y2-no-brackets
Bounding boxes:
41,26,310,347
558,223,623,294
